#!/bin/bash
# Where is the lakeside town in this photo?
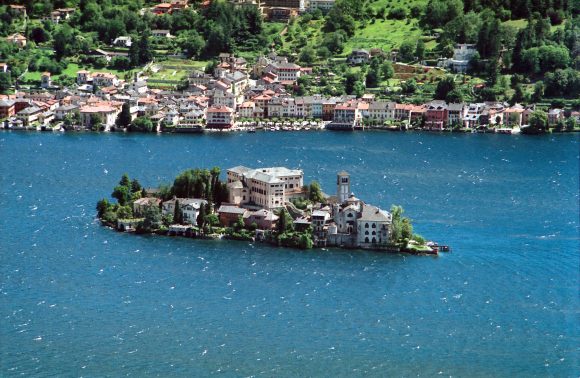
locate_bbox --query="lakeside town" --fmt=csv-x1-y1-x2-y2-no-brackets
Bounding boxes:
1,51,578,135
1,1,578,136
98,166,447,255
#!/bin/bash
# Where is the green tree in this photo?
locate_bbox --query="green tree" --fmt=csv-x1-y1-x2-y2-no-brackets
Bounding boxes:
112,185,131,206
399,40,415,62
174,199,183,224
435,76,456,100
526,110,548,133
308,181,325,203
96,198,111,218
0,72,12,94
131,179,142,194
197,202,207,229
119,174,131,187
276,208,293,234
415,39,426,62
116,102,132,128
381,61,394,80
401,217,413,240
299,233,313,249
299,46,316,65
138,206,161,233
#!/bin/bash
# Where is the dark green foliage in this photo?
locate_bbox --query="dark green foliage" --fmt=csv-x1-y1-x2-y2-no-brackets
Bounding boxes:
116,103,132,128
399,40,416,62
137,206,162,233
129,117,154,133
0,72,12,94
435,76,456,100
96,198,111,218
308,181,325,203
388,7,407,20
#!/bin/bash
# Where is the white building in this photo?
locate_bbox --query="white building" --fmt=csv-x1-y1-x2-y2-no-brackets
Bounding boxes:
226,166,304,210
307,0,335,12
162,198,208,224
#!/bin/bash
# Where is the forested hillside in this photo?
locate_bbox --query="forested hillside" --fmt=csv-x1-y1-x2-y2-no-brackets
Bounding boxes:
0,0,578,103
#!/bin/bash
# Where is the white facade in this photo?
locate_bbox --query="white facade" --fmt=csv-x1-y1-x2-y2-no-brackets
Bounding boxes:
227,166,304,210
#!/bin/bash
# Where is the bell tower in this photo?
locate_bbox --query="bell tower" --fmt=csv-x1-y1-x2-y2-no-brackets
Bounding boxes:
337,171,350,203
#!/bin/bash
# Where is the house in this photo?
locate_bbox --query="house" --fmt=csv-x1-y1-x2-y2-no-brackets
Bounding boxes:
164,109,179,125
328,101,364,130
307,0,336,12
76,70,91,85
0,100,16,119
16,106,43,126
367,100,395,123
217,205,248,227
347,49,371,65
438,44,477,73
425,101,448,130
226,166,304,210
152,3,173,14
79,103,120,129
41,72,52,89
6,33,27,48
548,108,565,125
132,197,159,218
206,105,235,129
356,204,392,247
151,30,173,38
447,103,465,127
9,5,27,16
463,103,486,128
112,36,132,47
162,198,208,224
54,104,79,120
243,209,279,230
0,63,7,73
92,72,119,87
504,104,524,127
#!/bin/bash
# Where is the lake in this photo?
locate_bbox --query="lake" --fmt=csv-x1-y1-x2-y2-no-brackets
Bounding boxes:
1,130,578,376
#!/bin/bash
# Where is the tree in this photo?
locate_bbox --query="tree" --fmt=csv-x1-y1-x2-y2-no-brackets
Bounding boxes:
299,46,316,65
53,24,76,60
446,89,464,103
89,113,104,130
381,61,394,80
531,81,544,102
401,218,413,240
399,40,416,62
116,102,132,128
131,179,142,194
138,206,162,233
276,208,293,234
390,205,403,242
119,174,131,187
197,202,207,229
174,199,183,224
308,181,324,203
30,26,50,44
0,72,12,94
415,40,426,62
130,117,154,132
112,185,131,206
137,34,153,65
299,234,313,249
510,84,525,105
525,110,548,133
178,30,205,58
435,76,456,100
96,198,111,218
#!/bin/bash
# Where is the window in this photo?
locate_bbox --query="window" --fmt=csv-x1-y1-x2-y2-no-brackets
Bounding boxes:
372,237,376,243
372,231,376,235
372,223,376,228
365,231,369,235
365,237,369,243
365,223,369,228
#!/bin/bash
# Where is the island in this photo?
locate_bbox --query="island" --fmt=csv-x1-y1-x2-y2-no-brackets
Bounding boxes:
97,166,449,255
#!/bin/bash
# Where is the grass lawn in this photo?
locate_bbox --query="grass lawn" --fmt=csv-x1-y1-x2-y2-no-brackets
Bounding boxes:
23,62,136,83
344,18,425,54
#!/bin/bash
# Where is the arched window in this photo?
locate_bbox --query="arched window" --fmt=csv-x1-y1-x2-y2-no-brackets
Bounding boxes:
372,237,376,243
365,237,369,243
372,231,376,235
347,213,353,218
365,223,369,228
365,231,369,235
372,223,376,228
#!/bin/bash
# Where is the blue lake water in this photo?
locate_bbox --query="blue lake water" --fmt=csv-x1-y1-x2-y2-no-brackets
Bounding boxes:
1,130,578,376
